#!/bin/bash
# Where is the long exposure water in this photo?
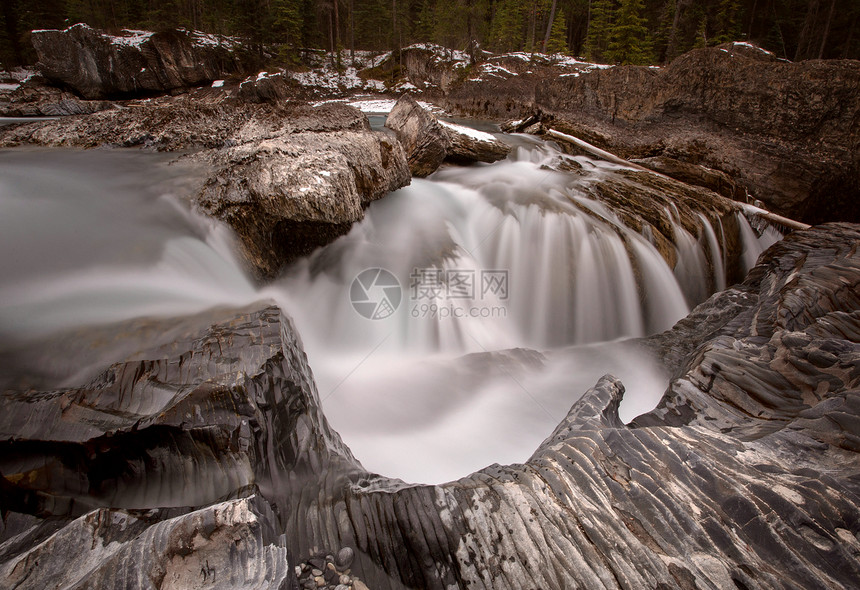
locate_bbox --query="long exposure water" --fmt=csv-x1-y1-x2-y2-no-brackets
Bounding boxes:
0,135,778,484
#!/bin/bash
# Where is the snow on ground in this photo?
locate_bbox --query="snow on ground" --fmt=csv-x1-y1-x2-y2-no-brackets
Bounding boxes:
0,83,20,91
211,80,225,88
475,63,517,79
732,42,775,56
403,43,470,66
439,120,497,141
552,55,613,69
110,29,154,48
312,96,446,115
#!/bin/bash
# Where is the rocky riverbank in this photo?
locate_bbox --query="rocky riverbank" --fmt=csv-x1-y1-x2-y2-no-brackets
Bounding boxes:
1,24,859,590
1,223,858,589
446,43,860,226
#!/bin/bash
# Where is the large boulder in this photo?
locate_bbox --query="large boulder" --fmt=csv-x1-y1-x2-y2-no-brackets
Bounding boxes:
195,129,410,279
439,120,510,164
384,93,451,177
385,94,511,176
31,24,261,99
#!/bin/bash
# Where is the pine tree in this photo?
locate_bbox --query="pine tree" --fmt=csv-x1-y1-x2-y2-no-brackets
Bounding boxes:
713,0,742,44
488,0,526,52
585,0,615,61
545,7,569,53
273,0,304,63
606,0,652,64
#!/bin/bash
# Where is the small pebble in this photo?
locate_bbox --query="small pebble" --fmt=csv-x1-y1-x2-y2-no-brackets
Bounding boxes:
339,574,351,584
312,568,323,577
314,575,325,587
335,585,349,590
326,562,337,571
353,581,370,590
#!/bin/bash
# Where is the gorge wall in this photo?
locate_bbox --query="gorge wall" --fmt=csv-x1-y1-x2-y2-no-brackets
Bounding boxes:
445,43,860,226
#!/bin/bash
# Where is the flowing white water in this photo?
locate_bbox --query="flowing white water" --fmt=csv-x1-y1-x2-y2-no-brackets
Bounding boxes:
0,138,779,484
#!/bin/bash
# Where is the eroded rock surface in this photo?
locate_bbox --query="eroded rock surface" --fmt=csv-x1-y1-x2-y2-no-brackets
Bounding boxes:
1,223,858,589
195,128,410,279
385,93,511,176
441,44,860,224
31,24,261,99
384,93,451,177
440,120,510,164
535,45,860,224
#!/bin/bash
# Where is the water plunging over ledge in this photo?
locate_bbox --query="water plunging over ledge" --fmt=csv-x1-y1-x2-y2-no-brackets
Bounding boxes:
0,135,779,484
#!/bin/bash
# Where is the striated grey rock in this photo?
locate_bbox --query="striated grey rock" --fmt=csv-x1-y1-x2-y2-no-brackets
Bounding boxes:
439,120,510,164
0,495,293,590
384,94,451,177
195,128,410,279
0,73,113,117
1,223,858,588
31,24,261,99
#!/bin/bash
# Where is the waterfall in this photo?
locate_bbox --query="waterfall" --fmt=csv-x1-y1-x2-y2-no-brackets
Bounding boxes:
0,136,784,484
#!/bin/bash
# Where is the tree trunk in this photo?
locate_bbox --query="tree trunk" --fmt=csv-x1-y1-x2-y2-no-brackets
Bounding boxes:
818,0,836,58
349,0,355,62
542,0,559,53
334,0,340,47
2,0,24,67
794,0,820,61
666,0,688,62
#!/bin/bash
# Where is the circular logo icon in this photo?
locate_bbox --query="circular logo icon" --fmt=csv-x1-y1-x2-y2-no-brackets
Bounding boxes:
350,268,402,320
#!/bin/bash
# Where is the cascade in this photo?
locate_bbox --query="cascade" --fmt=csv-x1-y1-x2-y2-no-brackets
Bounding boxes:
0,135,781,483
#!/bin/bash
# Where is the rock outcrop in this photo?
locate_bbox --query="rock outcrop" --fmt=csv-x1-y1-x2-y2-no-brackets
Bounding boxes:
439,120,510,164
385,94,511,176
438,44,860,225
0,73,113,117
533,44,860,224
1,223,858,589
0,99,409,278
384,93,451,177
195,128,410,279
31,24,261,99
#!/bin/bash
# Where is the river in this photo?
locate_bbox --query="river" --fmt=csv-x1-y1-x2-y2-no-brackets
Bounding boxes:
0,131,780,483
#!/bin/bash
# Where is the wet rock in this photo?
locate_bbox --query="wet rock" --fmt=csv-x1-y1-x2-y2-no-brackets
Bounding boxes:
0,73,113,117
439,120,510,164
0,495,292,589
385,93,450,177
629,155,745,201
31,24,261,99
194,128,410,279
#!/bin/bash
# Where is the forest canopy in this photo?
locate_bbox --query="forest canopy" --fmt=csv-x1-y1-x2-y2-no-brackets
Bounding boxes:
2,0,858,68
